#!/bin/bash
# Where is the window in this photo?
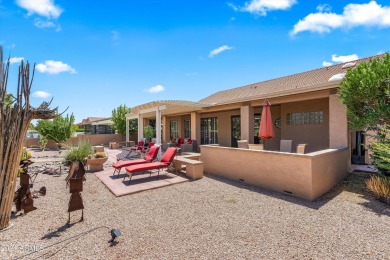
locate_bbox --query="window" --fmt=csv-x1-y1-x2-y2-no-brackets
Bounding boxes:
287,111,323,125
170,121,178,139
201,117,218,144
254,113,261,144
184,120,191,138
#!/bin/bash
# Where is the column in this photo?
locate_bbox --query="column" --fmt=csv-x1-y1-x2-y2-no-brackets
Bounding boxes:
329,94,348,148
137,114,144,142
191,112,201,151
240,104,254,143
155,109,162,145
125,118,129,142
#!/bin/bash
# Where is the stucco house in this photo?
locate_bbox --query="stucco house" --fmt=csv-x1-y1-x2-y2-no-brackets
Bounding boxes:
125,55,378,201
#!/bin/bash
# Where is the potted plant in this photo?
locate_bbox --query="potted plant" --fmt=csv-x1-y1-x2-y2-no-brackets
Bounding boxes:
86,151,108,172
64,142,93,165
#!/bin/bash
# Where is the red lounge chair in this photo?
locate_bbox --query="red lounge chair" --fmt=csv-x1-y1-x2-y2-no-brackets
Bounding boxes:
129,141,144,157
112,146,159,177
124,147,178,182
141,142,154,156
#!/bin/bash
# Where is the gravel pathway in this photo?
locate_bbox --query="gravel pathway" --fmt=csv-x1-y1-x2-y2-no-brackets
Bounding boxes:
1,149,389,259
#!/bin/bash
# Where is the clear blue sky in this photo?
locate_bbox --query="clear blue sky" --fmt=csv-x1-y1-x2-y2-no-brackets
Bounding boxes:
1,0,389,122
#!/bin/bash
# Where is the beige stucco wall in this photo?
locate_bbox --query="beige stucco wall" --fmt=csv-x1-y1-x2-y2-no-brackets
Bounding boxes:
201,145,348,201
281,98,329,153
23,134,126,148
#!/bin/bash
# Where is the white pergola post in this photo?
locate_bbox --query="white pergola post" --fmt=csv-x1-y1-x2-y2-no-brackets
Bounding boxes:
125,118,129,142
138,114,143,142
155,108,162,145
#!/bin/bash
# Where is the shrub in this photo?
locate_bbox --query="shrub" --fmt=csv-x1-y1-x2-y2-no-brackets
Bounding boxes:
366,175,390,203
143,125,155,142
38,136,48,151
64,142,93,164
94,152,107,158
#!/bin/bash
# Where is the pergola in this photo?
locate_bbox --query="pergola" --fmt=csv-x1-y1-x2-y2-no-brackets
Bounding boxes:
125,100,206,146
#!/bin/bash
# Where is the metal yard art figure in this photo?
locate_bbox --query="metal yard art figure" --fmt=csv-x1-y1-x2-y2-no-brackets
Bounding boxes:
65,161,86,224
13,151,47,215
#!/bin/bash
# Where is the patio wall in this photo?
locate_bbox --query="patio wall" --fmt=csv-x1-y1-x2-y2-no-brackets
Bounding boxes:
200,145,348,201
23,134,128,148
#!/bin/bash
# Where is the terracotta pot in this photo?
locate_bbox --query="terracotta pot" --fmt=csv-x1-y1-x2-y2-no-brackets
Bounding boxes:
86,157,108,172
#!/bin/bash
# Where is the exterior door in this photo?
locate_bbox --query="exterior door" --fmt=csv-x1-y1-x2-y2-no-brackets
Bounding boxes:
231,116,240,147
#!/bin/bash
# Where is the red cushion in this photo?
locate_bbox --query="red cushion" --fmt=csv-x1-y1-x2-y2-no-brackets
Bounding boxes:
113,159,147,169
143,146,159,162
178,138,185,144
125,162,170,173
188,139,192,144
160,147,177,163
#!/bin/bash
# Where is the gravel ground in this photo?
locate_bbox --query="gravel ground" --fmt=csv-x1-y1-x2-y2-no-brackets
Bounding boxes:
1,149,389,259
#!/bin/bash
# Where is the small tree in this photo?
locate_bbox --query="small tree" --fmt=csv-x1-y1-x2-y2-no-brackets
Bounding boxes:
339,53,390,130
35,113,75,148
143,125,155,142
112,104,137,137
339,53,390,177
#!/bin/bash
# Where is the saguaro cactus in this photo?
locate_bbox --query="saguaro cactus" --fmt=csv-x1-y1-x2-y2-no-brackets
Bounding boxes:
0,47,58,229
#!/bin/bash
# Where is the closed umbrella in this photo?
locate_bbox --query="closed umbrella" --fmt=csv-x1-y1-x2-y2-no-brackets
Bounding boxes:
259,100,274,140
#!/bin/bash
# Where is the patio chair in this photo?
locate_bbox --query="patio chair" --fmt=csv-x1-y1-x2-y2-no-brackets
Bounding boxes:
112,146,159,177
237,140,249,149
123,147,178,183
296,144,307,154
140,142,155,157
129,141,144,157
280,140,292,153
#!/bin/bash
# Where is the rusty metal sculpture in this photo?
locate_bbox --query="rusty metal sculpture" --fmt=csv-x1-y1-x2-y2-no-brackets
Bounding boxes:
66,161,86,224
13,160,46,214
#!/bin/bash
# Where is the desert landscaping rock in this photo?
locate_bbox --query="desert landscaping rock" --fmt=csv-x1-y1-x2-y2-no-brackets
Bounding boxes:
1,148,389,259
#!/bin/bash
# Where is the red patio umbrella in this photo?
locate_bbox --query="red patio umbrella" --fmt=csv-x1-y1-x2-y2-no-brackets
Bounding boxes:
259,100,274,140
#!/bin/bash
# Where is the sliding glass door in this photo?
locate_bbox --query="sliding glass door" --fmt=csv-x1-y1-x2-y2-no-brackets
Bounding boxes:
201,117,218,145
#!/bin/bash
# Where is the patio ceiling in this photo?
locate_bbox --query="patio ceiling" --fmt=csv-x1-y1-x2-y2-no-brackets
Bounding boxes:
127,100,208,119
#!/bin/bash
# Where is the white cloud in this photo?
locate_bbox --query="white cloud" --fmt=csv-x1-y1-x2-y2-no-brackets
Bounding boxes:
9,57,24,64
316,4,331,13
209,45,233,58
322,61,333,67
34,18,55,28
146,85,165,94
291,1,390,35
36,60,77,74
7,44,16,49
32,91,51,98
16,0,62,19
227,3,239,12
331,54,359,63
229,0,296,16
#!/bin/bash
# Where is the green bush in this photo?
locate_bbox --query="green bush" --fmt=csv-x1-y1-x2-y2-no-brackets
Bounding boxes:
143,125,155,142
371,139,390,175
64,142,93,164
38,136,48,151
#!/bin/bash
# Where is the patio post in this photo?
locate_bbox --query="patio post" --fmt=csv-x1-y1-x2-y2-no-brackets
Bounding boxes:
137,114,143,142
240,104,254,143
125,118,129,142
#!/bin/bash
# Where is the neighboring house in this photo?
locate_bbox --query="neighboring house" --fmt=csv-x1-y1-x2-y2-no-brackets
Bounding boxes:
124,55,380,200
77,117,115,135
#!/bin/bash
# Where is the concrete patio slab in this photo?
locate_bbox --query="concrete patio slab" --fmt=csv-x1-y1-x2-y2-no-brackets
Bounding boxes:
94,167,189,197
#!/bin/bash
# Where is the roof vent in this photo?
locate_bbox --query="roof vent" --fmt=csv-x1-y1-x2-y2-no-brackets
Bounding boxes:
328,73,346,82
342,62,356,69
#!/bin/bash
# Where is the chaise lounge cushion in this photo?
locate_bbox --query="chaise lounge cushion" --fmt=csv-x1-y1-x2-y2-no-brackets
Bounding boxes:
125,162,170,173
113,146,159,169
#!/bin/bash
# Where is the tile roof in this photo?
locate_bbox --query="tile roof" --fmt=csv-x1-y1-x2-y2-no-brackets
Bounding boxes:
199,55,381,105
